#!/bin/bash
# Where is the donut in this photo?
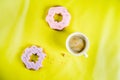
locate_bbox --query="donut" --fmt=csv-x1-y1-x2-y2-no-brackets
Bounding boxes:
46,6,71,30
21,46,46,70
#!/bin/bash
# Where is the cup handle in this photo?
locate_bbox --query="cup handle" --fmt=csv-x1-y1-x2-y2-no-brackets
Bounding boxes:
83,53,88,58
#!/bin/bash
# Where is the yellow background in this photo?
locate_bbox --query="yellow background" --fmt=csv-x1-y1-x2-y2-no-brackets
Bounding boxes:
0,0,120,80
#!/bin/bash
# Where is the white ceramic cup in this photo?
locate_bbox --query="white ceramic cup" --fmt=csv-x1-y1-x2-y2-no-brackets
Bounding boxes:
66,32,89,57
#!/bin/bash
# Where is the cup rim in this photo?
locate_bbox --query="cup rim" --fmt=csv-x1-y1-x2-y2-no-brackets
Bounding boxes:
66,32,89,56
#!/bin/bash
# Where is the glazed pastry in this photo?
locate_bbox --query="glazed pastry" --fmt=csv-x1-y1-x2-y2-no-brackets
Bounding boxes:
46,6,71,30
21,46,46,70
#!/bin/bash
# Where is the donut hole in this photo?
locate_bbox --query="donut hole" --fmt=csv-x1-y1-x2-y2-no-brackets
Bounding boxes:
29,53,39,63
69,36,86,53
54,13,63,22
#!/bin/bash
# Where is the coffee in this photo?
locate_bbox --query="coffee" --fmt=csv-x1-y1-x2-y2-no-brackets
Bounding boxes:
66,32,89,57
69,36,85,53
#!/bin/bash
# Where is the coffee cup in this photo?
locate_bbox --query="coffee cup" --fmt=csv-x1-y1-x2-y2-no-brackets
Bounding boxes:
66,32,89,57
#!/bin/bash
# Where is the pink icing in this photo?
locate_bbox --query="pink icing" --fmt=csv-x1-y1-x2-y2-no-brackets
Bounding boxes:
46,6,71,30
21,46,46,70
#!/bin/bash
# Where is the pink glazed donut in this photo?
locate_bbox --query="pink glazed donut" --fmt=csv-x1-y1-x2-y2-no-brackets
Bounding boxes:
46,6,71,30
21,46,46,70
